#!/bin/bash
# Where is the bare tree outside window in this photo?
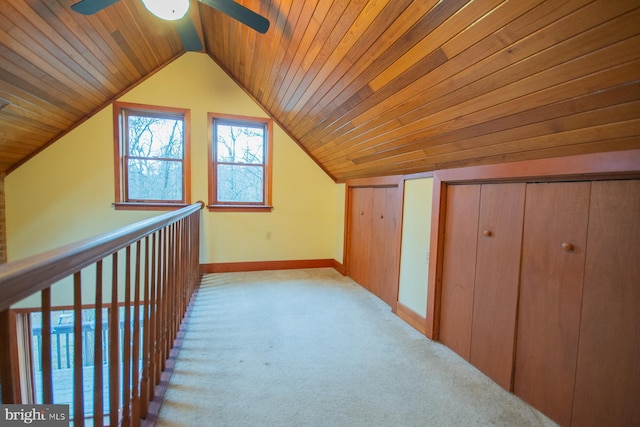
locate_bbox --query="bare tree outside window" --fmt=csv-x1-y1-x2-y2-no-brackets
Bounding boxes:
113,102,191,209
125,113,184,201
215,121,266,203
208,113,272,211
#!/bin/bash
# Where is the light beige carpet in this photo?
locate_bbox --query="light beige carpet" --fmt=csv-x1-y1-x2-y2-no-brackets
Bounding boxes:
154,268,556,427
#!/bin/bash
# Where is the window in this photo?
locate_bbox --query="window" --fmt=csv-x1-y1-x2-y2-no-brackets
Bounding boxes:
208,113,273,211
113,102,191,209
25,305,142,415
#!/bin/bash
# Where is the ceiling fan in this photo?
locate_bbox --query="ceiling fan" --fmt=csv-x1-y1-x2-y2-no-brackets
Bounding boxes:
70,0,270,52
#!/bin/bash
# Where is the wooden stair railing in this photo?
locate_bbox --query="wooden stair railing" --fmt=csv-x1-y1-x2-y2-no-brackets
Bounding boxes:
0,202,203,426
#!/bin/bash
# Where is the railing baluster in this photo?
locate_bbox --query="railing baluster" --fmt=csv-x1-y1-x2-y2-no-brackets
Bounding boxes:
160,228,169,372
157,230,162,387
109,253,119,427
149,232,159,393
140,235,151,418
123,246,132,427
41,288,53,404
65,333,70,369
56,333,61,370
169,224,177,351
174,222,179,348
169,224,175,358
93,261,104,426
132,241,141,427
73,271,85,425
184,221,189,319
154,229,163,383
167,224,174,350
190,213,198,292
178,221,185,335
160,227,167,371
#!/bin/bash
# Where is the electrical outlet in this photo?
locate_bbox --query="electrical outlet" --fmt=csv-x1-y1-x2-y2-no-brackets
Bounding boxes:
266,231,272,240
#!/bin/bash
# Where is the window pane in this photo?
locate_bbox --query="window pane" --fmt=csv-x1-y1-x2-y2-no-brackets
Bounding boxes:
216,124,264,164
128,115,183,159
217,164,264,203
128,159,182,200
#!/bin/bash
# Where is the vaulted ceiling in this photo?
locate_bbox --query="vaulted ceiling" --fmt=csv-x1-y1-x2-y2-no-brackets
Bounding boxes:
1,0,639,181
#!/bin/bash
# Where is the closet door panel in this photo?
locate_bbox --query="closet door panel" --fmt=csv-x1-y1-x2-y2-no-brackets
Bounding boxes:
470,183,525,391
370,186,401,307
348,185,402,308
514,182,590,427
347,187,373,289
439,184,480,360
572,180,640,426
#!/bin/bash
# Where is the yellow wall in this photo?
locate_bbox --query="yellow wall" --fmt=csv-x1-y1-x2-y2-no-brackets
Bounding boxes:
6,53,344,269
398,177,433,318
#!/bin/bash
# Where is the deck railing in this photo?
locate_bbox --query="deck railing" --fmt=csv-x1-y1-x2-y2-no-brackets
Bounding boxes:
0,203,203,426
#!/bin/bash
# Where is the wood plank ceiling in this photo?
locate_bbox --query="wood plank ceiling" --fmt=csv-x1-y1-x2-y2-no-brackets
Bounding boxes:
1,0,639,181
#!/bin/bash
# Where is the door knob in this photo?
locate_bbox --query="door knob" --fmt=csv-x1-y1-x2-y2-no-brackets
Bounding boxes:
483,230,493,237
561,242,574,252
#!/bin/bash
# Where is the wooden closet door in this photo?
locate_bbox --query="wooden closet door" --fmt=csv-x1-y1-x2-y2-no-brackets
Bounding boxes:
370,186,401,307
572,180,640,426
347,185,402,308
470,183,525,391
347,187,373,289
514,182,590,427
439,184,480,360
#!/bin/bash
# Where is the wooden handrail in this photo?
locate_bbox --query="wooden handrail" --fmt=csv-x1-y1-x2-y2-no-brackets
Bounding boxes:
0,202,203,312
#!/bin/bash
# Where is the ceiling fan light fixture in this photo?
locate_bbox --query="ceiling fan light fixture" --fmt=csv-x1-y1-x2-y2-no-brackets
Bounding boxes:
141,0,189,21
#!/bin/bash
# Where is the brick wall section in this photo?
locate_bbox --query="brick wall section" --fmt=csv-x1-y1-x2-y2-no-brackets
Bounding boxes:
0,172,6,263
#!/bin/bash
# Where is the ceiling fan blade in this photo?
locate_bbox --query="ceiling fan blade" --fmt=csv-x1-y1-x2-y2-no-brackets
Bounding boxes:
175,15,204,52
70,0,121,15
199,0,270,34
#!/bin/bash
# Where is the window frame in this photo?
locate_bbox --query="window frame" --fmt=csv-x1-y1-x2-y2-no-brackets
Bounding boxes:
208,113,273,212
113,102,191,211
